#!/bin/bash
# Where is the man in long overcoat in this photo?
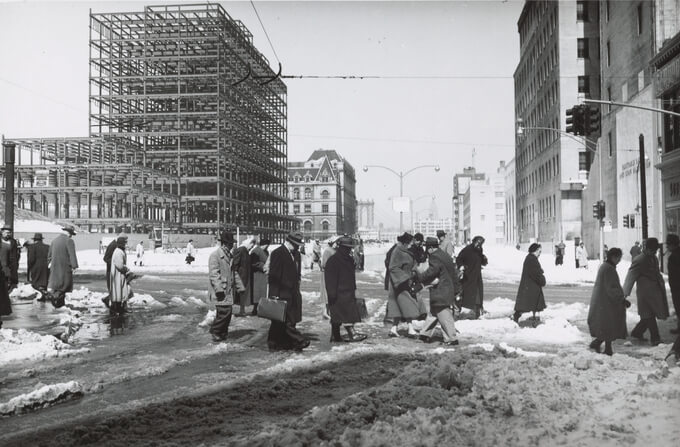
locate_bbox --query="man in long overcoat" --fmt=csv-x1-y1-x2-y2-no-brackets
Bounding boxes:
209,230,243,342
320,236,339,319
666,234,680,334
513,243,547,323
385,232,425,337
623,237,669,346
0,226,21,291
109,236,131,315
249,238,270,316
383,242,397,291
47,224,79,308
417,237,460,345
232,236,255,316
267,231,309,351
456,235,488,319
27,232,50,296
325,236,365,342
587,247,628,355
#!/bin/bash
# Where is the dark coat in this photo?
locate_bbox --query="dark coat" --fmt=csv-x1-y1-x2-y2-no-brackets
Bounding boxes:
514,254,547,313
418,248,460,314
268,245,302,324
27,240,50,290
588,261,627,341
325,249,361,324
0,238,20,285
630,245,642,259
0,270,10,316
456,243,487,310
232,246,252,306
384,244,397,291
409,244,427,264
250,245,269,304
667,248,680,298
622,252,669,319
47,234,79,293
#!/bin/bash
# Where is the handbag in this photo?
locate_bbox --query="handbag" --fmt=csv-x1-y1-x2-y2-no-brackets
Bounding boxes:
355,297,368,319
257,296,287,322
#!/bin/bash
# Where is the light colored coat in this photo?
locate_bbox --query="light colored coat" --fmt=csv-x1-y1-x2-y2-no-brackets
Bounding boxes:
47,234,79,293
109,247,131,303
622,252,669,319
319,245,336,305
136,242,145,261
208,246,243,306
576,245,588,266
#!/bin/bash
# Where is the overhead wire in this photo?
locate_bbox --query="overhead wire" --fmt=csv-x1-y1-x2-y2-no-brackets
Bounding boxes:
250,0,281,65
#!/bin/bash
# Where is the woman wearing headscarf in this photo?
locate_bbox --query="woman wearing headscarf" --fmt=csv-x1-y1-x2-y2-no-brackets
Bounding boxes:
109,236,132,316
385,232,426,338
319,235,339,320
587,247,629,355
512,243,546,325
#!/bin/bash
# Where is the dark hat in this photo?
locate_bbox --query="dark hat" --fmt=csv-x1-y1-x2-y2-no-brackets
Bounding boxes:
645,237,660,251
424,237,439,248
219,230,235,244
337,236,354,248
397,232,413,244
33,232,43,241
117,235,128,244
0,225,11,231
62,224,76,235
260,238,271,246
528,243,541,253
286,231,304,246
414,233,424,242
436,230,446,238
472,235,485,244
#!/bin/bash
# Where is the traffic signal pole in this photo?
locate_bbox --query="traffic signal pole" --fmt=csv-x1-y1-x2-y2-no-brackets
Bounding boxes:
639,134,648,240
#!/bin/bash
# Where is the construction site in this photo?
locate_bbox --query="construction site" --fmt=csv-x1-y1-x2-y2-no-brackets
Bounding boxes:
1,3,294,239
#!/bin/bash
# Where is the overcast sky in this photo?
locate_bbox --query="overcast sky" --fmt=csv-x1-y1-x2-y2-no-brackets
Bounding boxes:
0,0,523,229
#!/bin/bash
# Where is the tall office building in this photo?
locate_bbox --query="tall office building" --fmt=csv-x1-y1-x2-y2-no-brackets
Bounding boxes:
453,167,485,244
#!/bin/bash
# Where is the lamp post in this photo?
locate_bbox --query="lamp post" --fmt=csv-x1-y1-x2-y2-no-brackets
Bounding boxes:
516,122,604,262
363,164,440,233
2,138,16,231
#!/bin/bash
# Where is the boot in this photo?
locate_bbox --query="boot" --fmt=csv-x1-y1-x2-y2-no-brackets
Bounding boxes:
604,341,613,356
344,326,367,342
330,322,344,342
512,311,521,323
251,303,258,316
589,339,602,354
388,325,400,338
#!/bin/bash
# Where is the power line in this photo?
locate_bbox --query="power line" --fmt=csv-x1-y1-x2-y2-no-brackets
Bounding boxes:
0,76,86,114
250,0,280,65
290,133,515,148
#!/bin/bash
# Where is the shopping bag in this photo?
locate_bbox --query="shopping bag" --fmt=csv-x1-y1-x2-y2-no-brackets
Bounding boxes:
355,297,369,319
257,296,287,322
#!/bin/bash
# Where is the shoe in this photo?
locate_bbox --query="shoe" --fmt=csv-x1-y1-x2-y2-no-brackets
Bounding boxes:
442,340,459,346
604,346,613,356
664,350,679,362
388,327,400,338
294,340,310,351
651,339,662,347
589,340,602,354
101,296,110,309
330,336,346,343
419,335,433,343
211,334,226,342
631,332,647,342
344,333,367,342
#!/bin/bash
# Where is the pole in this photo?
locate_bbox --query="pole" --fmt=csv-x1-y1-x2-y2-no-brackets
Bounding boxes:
399,173,403,233
3,141,16,231
639,134,648,240
598,138,604,263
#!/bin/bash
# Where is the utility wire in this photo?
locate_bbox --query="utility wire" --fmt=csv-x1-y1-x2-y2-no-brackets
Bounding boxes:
290,133,515,148
250,0,281,65
0,76,87,114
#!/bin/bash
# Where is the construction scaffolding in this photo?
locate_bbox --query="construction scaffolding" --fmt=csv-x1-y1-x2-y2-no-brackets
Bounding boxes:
89,3,294,237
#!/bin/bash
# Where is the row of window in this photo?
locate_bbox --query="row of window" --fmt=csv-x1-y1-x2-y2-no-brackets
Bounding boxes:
292,188,330,200
292,204,330,214
517,115,560,172
518,155,561,198
303,220,330,232
289,175,331,183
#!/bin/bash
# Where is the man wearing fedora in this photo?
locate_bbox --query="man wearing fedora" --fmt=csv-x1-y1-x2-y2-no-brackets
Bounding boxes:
208,230,244,341
267,231,310,351
437,230,455,259
0,225,21,292
47,224,79,308
27,233,50,299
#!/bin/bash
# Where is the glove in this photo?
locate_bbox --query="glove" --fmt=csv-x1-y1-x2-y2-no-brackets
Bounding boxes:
409,281,423,298
215,291,226,301
624,299,631,308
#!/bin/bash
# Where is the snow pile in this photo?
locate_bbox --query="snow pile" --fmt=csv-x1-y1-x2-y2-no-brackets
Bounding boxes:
198,310,216,327
0,381,83,416
0,329,86,366
186,296,207,308
169,296,188,307
9,283,41,301
128,293,166,310
66,287,108,309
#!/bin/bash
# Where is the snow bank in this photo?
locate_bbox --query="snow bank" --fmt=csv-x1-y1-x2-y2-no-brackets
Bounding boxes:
128,293,166,310
0,381,83,416
0,329,87,366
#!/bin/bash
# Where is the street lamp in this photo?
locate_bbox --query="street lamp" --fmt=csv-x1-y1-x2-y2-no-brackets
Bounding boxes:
363,164,440,232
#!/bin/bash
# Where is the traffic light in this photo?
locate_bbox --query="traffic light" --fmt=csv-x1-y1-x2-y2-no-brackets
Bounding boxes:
629,214,636,228
623,214,630,228
592,200,605,220
584,106,601,136
566,105,585,135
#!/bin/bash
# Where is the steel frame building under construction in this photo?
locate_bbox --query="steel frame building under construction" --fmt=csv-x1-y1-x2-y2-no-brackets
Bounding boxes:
2,3,293,238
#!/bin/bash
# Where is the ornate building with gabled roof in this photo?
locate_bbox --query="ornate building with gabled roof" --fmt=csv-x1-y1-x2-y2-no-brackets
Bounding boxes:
287,150,357,240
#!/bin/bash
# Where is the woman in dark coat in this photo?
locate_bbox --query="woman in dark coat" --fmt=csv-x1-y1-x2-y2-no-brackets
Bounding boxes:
325,236,365,342
456,235,488,319
249,239,269,316
513,243,547,324
587,247,628,355
27,233,50,294
232,237,255,316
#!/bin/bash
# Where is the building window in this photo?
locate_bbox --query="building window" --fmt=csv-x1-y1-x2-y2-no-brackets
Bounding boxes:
579,152,590,171
304,188,312,199
578,76,590,95
322,175,329,182
293,204,300,214
293,188,300,200
606,41,611,67
606,86,612,113
637,4,643,35
576,1,588,21
608,131,613,157
322,221,329,231
322,204,329,213
304,204,311,213
605,0,610,22
304,221,312,232
577,38,589,58
321,189,329,200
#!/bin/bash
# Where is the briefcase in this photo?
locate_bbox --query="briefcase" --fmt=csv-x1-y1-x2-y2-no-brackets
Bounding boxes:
257,296,287,322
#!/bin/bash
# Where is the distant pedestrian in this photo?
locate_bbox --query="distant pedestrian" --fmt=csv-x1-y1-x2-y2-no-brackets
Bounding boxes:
576,242,588,269
109,236,132,316
185,239,195,264
208,230,243,342
47,224,79,308
385,232,426,338
623,237,669,346
0,226,21,292
102,237,118,308
311,240,322,271
456,235,488,319
27,233,49,298
555,240,566,266
666,234,680,335
353,237,365,271
249,238,269,316
417,237,460,345
603,244,609,262
512,243,546,325
232,236,255,316
437,230,455,260
587,248,629,356
630,241,642,260
134,240,145,266
267,231,309,351
325,236,366,342
320,235,339,320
